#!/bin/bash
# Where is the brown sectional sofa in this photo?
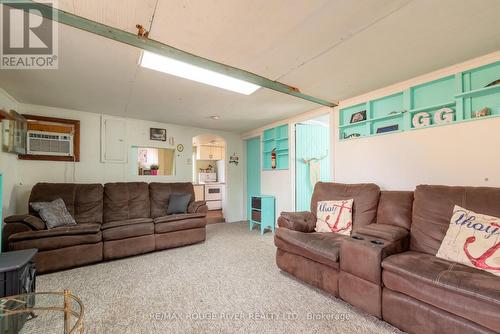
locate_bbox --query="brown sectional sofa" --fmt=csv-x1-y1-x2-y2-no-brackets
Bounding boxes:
275,182,500,334
2,182,208,273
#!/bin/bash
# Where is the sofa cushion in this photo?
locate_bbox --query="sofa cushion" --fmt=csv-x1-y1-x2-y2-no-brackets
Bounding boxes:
9,223,101,241
104,182,150,222
155,218,206,234
29,183,104,224
102,222,154,241
101,218,153,230
376,191,414,230
382,251,500,332
149,182,195,218
166,193,191,214
30,198,77,229
411,185,500,255
356,224,408,242
153,213,206,224
310,182,380,231
274,228,346,269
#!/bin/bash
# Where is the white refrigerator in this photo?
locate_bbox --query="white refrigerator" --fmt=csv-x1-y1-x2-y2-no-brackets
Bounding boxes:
216,160,225,183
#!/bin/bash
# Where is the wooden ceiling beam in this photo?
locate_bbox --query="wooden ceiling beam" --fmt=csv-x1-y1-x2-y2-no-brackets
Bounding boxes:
4,0,337,107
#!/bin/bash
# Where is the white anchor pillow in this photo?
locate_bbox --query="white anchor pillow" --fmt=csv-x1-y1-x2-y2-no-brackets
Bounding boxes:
436,205,500,277
315,199,353,236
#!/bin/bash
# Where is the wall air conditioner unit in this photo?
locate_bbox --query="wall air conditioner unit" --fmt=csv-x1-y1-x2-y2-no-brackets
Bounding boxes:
27,130,73,156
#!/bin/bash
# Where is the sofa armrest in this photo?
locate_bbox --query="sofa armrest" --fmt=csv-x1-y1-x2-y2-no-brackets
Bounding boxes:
188,201,208,214
277,211,316,233
355,224,409,242
340,234,408,285
4,214,46,230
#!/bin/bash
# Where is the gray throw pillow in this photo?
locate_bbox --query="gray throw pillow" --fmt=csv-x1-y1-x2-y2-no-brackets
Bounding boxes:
167,193,191,215
30,198,77,229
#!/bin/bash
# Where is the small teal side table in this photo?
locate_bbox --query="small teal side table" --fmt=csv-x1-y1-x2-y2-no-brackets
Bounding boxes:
249,195,275,235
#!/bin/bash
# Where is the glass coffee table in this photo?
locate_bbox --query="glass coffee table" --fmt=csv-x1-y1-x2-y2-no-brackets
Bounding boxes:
0,290,84,334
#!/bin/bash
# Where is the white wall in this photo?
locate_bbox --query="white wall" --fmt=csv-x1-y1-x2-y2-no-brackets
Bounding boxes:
332,51,500,189
0,100,245,222
0,89,20,218
333,118,500,189
243,50,500,215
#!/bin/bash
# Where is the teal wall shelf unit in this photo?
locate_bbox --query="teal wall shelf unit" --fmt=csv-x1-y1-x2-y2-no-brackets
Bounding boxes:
339,61,500,141
262,124,289,170
249,195,275,235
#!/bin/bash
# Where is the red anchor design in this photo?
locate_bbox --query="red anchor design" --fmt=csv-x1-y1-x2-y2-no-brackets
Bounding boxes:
324,200,352,233
463,233,500,271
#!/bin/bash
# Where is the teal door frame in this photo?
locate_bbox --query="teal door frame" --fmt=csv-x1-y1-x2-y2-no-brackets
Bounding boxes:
246,137,261,220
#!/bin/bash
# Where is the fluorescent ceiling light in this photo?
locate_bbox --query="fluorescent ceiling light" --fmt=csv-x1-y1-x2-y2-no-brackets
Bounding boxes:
140,51,260,95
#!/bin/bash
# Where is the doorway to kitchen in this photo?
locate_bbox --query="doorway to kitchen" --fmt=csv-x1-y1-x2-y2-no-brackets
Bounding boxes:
295,114,331,211
192,134,226,224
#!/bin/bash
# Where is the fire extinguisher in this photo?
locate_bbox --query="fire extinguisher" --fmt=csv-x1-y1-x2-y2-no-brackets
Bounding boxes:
271,148,277,169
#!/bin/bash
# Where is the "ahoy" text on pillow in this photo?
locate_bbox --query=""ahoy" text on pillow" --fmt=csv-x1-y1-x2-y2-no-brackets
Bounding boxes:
315,199,353,236
436,205,500,276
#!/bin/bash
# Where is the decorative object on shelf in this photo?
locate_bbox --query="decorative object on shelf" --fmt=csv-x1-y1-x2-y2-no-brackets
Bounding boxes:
389,110,405,115
473,107,491,118
176,144,184,152
412,112,431,128
271,149,277,169
168,136,175,145
343,133,361,139
150,128,166,141
376,124,399,134
412,108,454,128
434,107,454,123
229,152,239,166
150,164,159,175
485,79,500,87
350,110,367,124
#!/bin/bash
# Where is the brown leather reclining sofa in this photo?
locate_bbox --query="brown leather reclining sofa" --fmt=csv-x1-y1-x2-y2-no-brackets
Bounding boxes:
275,182,500,334
2,182,208,273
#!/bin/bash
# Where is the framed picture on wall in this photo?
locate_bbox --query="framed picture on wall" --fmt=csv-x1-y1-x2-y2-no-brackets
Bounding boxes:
350,110,367,124
150,128,166,141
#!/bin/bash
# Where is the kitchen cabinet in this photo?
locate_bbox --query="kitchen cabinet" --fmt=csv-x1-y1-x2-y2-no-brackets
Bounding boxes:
193,185,204,201
196,145,224,160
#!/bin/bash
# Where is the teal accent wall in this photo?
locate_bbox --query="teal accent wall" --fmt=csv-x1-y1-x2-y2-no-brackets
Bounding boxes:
246,137,261,220
295,124,330,211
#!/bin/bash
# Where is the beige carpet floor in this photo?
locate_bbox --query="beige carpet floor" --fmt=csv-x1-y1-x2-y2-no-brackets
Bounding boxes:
34,222,403,334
